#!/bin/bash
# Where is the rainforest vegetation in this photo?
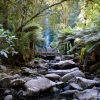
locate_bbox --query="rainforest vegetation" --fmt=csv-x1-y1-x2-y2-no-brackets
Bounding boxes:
0,0,100,67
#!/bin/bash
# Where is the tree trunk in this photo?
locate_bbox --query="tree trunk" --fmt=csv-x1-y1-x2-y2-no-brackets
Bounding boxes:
2,0,8,30
29,40,34,60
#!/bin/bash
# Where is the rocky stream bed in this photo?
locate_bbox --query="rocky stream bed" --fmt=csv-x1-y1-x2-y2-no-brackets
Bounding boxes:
0,55,100,100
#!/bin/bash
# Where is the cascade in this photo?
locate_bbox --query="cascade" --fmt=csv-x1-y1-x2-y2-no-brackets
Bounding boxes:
44,9,52,48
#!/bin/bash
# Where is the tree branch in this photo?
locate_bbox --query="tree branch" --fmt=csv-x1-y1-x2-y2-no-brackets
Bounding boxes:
15,0,68,32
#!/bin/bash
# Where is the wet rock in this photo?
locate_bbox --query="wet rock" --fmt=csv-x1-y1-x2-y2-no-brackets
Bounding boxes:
24,87,40,96
40,59,47,63
69,83,83,90
48,67,79,76
37,64,48,74
24,77,56,91
4,95,13,100
51,60,76,69
17,90,25,96
0,76,12,87
62,70,85,82
37,64,48,70
45,73,61,81
10,79,26,87
4,89,11,95
23,77,32,82
38,69,47,75
55,82,64,88
55,56,61,62
0,65,7,72
4,89,17,96
13,74,20,79
21,67,38,75
60,90,79,96
74,89,98,100
68,77,99,90
50,86,59,92
33,60,39,67
0,73,8,78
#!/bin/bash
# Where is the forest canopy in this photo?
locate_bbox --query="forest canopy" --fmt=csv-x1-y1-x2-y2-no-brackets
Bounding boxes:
0,0,100,64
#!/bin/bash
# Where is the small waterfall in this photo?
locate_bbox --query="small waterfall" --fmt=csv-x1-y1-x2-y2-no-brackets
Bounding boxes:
45,29,50,47
44,9,52,48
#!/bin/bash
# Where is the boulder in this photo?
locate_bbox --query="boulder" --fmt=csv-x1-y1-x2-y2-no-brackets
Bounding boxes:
37,64,48,70
23,77,32,82
60,90,79,96
74,89,98,100
45,73,61,81
0,76,13,88
10,78,26,87
68,77,99,90
0,65,7,72
55,82,64,88
21,67,38,75
0,73,8,78
69,83,83,90
24,87,40,96
62,70,85,82
4,95,13,100
48,67,79,76
37,64,48,74
51,60,76,69
13,74,20,79
24,77,56,91
55,56,61,62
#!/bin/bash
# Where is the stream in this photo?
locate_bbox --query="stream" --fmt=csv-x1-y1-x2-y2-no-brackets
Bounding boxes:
0,55,100,100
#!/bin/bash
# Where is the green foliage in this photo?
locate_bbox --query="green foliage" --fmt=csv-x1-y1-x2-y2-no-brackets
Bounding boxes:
14,23,44,56
77,47,86,60
0,27,17,58
14,31,30,55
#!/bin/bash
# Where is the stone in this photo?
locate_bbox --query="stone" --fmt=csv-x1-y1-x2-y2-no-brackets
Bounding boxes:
13,74,20,79
74,89,98,100
23,77,32,82
55,56,61,62
24,77,56,91
51,60,76,69
45,73,61,81
60,90,79,96
61,70,85,82
69,77,99,90
48,67,79,76
69,83,83,90
10,78,26,87
0,65,7,72
24,87,40,96
37,64,48,70
4,95,13,100
21,67,38,75
55,82,64,88
0,76,12,87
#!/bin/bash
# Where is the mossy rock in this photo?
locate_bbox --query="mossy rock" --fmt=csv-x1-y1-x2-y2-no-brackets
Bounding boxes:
90,62,100,72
